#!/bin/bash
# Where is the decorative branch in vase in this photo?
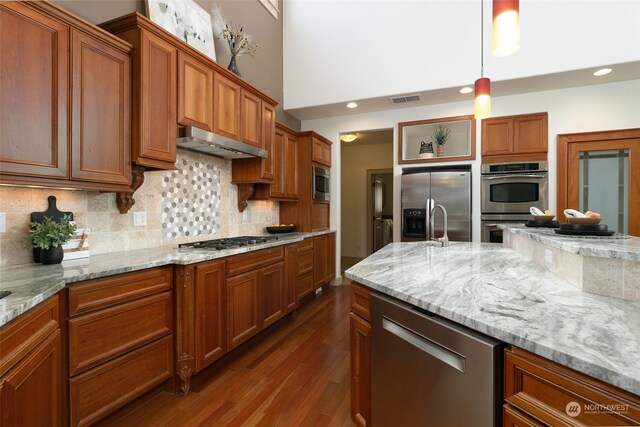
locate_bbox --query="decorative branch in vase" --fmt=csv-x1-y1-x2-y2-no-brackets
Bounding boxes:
219,23,258,77
431,125,452,157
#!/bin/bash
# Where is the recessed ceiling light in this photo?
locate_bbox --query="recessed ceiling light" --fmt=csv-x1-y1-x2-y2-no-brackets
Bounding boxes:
346,102,358,109
593,68,612,76
459,86,473,94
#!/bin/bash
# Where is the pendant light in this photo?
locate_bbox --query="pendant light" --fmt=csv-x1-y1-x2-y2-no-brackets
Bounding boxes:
474,0,491,119
492,0,520,57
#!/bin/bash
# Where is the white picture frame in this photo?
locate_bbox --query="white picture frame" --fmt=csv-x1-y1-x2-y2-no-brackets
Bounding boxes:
146,0,216,61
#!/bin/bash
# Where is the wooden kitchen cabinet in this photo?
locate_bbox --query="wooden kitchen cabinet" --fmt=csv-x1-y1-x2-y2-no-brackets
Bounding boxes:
67,267,174,426
194,260,226,372
259,262,286,329
312,135,332,167
241,90,262,148
178,52,214,131
0,295,62,427
504,347,640,426
313,233,336,289
214,72,242,141
100,18,177,171
481,112,548,163
71,30,131,186
0,1,132,192
349,283,372,427
284,245,300,313
227,270,260,350
269,124,298,200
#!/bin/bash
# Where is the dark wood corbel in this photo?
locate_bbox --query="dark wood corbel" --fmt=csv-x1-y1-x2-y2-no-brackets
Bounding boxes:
236,183,255,212
116,165,146,214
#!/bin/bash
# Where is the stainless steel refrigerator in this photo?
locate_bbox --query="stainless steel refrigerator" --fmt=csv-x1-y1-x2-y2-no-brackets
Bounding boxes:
401,168,471,242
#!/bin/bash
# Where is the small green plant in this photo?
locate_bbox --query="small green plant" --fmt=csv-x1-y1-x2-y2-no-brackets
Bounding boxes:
28,215,76,250
431,125,452,146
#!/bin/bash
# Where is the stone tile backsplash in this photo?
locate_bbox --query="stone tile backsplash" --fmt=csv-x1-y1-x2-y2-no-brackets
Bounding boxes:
0,150,279,267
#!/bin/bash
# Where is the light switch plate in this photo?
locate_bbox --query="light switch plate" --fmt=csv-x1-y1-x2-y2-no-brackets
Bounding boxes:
0,213,5,233
133,212,147,227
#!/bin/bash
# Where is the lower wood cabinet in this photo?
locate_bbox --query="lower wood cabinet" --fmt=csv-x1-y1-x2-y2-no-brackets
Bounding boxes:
313,233,336,289
503,404,544,427
284,245,299,313
349,283,371,427
260,262,285,328
227,270,260,350
0,306,62,427
194,260,226,372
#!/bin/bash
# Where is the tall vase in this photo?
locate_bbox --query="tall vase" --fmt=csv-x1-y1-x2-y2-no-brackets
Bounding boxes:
437,145,445,157
228,54,241,77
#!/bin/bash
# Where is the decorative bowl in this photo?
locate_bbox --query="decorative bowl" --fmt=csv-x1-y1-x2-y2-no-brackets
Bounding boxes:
566,217,602,225
266,225,296,234
532,215,555,221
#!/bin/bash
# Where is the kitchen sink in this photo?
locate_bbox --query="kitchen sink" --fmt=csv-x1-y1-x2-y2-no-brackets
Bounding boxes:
0,291,11,299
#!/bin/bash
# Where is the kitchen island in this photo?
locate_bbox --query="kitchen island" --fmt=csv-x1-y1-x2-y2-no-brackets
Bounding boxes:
345,240,640,425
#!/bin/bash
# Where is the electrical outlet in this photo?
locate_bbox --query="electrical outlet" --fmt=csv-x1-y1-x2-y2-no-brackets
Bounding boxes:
315,288,323,295
133,212,147,227
0,213,5,233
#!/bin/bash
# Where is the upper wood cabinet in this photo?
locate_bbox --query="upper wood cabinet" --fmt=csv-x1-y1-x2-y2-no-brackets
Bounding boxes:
260,102,276,181
178,52,213,131
0,1,132,192
269,124,298,200
213,72,242,141
71,30,131,186
241,90,262,148
312,135,332,167
481,112,548,163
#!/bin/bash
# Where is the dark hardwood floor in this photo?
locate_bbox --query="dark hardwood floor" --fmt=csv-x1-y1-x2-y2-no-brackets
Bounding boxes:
97,285,353,427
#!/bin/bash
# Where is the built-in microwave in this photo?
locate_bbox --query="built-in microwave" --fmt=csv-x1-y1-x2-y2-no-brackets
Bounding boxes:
313,166,330,201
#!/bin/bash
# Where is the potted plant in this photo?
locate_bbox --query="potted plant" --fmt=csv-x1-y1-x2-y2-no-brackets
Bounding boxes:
431,125,452,157
28,215,76,264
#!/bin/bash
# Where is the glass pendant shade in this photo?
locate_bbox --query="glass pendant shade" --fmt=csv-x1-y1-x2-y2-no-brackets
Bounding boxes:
492,0,520,56
474,77,491,119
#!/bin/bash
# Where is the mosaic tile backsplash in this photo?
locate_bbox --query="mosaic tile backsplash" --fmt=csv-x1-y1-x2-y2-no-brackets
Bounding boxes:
0,150,279,267
162,157,221,239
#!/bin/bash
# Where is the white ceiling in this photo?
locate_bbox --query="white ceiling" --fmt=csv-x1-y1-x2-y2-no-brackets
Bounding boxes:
287,61,640,121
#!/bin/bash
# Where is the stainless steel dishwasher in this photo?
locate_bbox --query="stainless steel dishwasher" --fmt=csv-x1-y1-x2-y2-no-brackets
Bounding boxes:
371,294,502,426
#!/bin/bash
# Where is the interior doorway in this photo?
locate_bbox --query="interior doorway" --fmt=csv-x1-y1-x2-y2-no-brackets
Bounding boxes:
340,128,394,279
557,128,640,236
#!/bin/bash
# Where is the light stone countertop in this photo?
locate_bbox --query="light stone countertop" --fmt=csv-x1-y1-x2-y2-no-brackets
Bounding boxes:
0,230,334,327
345,241,640,396
499,223,640,261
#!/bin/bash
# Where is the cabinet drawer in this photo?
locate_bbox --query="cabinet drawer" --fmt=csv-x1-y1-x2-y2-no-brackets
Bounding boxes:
297,249,313,276
503,404,544,427
226,246,284,277
68,292,172,375
350,283,371,321
296,271,314,300
505,347,640,426
68,267,172,316
0,295,59,376
69,336,173,427
297,238,313,252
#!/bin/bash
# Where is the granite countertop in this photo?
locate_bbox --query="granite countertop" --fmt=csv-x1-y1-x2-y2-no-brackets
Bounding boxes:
0,230,334,327
345,241,640,396
499,224,640,261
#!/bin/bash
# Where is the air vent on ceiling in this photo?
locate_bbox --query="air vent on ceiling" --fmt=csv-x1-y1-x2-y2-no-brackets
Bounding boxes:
390,94,421,104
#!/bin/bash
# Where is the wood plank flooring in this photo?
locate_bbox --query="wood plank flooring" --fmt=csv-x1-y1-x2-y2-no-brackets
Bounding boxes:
97,285,354,427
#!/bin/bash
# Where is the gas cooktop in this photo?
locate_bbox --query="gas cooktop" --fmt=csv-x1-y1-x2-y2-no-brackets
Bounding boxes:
178,236,279,250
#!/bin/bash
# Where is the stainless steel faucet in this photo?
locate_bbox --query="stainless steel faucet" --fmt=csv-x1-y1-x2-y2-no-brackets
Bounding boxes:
430,204,449,247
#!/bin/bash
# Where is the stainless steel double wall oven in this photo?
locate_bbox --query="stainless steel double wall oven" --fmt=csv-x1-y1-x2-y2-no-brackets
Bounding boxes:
481,161,549,243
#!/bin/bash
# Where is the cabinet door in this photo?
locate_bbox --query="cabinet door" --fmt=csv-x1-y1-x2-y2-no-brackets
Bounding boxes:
260,103,276,181
270,128,286,198
313,236,326,289
213,72,241,141
260,262,285,329
227,271,259,350
284,245,299,313
350,313,371,427
241,90,261,148
138,29,177,167
482,118,513,156
0,330,62,427
514,114,548,154
503,404,544,427
285,132,299,199
324,233,336,283
195,260,226,371
178,52,213,131
70,30,131,186
0,2,68,179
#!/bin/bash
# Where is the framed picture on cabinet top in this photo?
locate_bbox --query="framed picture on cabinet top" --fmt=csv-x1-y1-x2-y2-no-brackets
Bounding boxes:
146,0,217,61
398,115,476,164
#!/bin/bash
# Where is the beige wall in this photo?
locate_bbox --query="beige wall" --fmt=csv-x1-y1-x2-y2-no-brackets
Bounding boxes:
52,0,300,130
340,141,393,259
